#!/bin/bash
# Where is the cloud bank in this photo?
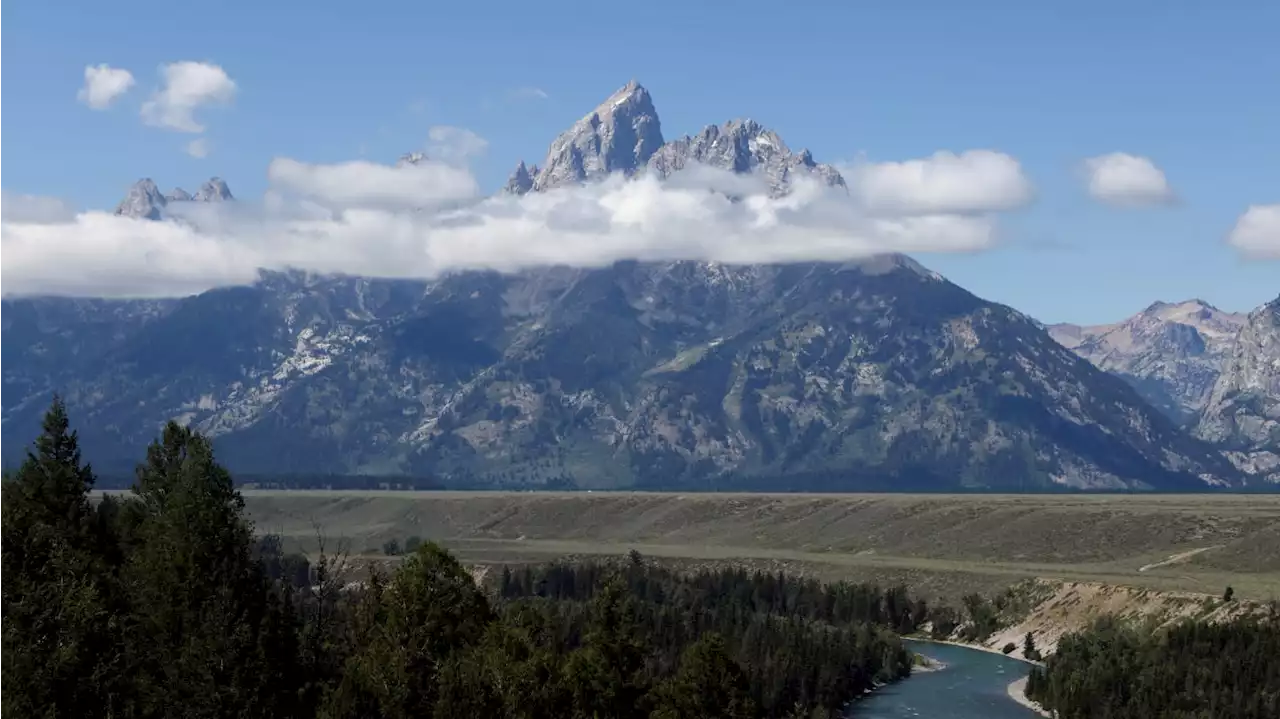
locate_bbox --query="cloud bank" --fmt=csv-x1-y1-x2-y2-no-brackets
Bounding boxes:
1083,152,1176,207
141,61,237,133
2,145,1034,298
77,64,136,109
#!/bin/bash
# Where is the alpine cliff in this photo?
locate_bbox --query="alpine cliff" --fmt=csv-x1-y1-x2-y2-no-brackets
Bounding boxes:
0,82,1249,490
1048,300,1247,425
1194,296,1280,484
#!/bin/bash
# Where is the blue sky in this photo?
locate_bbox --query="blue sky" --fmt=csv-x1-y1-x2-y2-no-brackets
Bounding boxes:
3,0,1277,323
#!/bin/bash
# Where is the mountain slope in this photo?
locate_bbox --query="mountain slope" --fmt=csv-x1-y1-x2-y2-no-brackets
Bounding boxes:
1194,296,1280,483
1048,300,1246,424
0,81,1245,490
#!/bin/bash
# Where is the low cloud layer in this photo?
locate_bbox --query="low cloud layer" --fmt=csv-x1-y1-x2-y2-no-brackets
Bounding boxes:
1,192,77,224
141,61,237,133
77,64,135,110
3,147,1028,298
1083,153,1176,207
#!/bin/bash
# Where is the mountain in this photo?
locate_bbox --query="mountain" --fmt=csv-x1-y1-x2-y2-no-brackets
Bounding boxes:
1,82,1247,490
1048,300,1246,425
114,176,236,219
1194,296,1280,483
527,79,664,191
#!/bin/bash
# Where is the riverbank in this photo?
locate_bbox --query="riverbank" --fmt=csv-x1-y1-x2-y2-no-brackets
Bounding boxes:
908,637,1042,666
1006,677,1051,718
910,638,1052,717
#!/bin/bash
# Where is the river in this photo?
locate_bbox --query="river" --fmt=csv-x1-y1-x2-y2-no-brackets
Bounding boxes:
852,640,1042,718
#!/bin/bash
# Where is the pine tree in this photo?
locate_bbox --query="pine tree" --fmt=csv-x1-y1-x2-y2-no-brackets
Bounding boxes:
121,421,298,718
1,397,123,718
651,633,756,719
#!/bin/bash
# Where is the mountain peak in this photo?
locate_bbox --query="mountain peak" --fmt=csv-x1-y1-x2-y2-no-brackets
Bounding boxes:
114,178,167,220
194,177,233,202
504,160,536,195
532,80,664,190
166,187,192,202
648,117,846,192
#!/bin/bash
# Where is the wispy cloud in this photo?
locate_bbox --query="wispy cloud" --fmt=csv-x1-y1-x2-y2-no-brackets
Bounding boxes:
186,138,211,159
511,86,550,101
141,61,237,133
77,64,135,110
1,191,77,224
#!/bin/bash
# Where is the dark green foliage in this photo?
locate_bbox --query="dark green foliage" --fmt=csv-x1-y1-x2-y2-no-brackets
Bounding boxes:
1223,585,1235,602
121,421,300,718
1027,616,1280,719
651,634,756,719
1001,642,1016,655
1023,631,1041,661
960,593,1000,642
497,561,916,717
1,397,123,718
2,402,916,719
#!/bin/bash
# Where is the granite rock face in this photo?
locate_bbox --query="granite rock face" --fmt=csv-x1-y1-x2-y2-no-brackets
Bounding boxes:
1194,296,1280,484
531,80,664,191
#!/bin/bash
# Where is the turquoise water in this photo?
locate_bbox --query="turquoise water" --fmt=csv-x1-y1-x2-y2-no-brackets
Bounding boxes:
852,640,1041,718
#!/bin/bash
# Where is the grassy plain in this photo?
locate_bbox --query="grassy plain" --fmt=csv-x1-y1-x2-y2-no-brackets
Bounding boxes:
239,491,1280,602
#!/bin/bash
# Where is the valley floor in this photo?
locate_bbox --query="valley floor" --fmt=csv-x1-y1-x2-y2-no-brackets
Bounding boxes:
235,490,1280,602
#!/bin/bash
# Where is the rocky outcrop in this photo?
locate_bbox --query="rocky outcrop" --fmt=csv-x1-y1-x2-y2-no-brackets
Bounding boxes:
503,161,536,195
532,80,664,190
648,118,846,192
1195,296,1280,483
114,178,168,220
113,177,235,219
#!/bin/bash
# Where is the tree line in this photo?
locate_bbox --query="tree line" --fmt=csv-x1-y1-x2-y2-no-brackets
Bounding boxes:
3,399,920,719
1026,614,1280,718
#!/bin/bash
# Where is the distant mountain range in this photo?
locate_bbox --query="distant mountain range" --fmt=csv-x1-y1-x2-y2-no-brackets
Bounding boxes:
3,81,1275,490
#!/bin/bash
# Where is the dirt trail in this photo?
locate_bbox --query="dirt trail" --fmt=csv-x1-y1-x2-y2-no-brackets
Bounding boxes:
1138,545,1223,573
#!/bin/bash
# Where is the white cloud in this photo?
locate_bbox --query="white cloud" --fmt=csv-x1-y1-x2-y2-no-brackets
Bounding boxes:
1227,204,1280,259
141,61,236,133
843,150,1034,215
1082,152,1176,207
267,156,480,210
186,138,211,159
3,149,1019,299
426,126,489,165
2,192,77,224
77,64,136,109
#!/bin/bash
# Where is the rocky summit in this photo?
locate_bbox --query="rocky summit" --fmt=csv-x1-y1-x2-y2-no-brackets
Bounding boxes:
1049,300,1247,425
0,82,1255,490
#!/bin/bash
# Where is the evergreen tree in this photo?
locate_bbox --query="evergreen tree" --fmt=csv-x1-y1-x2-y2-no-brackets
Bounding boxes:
328,542,493,718
652,633,756,719
121,421,298,718
1,398,123,718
